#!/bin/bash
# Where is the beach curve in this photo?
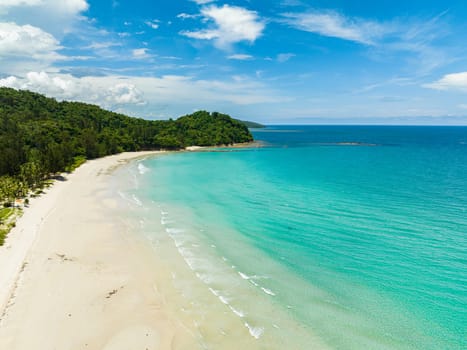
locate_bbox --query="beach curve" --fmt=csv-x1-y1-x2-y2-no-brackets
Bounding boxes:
0,151,197,350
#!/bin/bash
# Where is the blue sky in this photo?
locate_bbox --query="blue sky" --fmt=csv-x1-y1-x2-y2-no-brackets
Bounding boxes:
1,0,467,124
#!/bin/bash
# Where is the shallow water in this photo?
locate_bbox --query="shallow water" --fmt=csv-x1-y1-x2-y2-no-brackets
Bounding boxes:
116,126,467,349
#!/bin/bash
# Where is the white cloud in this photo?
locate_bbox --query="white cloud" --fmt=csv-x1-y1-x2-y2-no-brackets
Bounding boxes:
132,48,149,59
0,0,88,13
424,72,467,91
0,22,64,74
46,0,88,15
277,53,295,62
0,22,61,58
0,0,89,37
0,0,41,8
145,19,160,30
282,10,451,75
1,71,81,98
282,11,385,45
0,71,286,117
191,0,215,4
227,54,253,60
107,83,145,105
181,4,265,49
0,76,19,87
83,41,121,50
0,71,145,106
177,13,199,20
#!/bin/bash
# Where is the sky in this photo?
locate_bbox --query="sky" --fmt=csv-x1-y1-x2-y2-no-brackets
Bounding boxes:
1,0,467,124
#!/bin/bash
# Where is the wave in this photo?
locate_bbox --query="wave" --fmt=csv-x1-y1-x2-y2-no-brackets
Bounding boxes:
137,162,150,174
261,287,276,296
160,217,173,225
244,322,264,339
158,209,270,341
229,305,245,318
238,271,249,280
131,194,142,206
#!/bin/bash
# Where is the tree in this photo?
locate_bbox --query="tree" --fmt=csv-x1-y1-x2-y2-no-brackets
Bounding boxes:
0,176,23,206
0,87,254,199
20,160,45,189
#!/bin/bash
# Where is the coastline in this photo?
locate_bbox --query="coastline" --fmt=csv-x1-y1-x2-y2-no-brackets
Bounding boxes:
0,149,329,350
0,151,196,349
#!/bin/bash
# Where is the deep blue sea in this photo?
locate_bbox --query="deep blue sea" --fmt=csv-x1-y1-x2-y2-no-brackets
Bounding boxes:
121,126,467,349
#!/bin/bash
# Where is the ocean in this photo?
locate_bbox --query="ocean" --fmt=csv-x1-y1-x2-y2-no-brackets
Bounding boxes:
115,126,466,349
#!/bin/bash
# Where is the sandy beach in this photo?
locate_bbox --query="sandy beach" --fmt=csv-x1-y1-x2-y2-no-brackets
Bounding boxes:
0,152,195,350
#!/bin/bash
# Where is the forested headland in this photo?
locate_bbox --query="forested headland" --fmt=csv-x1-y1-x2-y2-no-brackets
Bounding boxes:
238,120,265,128
0,87,253,215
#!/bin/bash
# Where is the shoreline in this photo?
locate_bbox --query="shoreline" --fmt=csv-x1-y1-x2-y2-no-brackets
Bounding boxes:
0,151,197,349
0,148,327,350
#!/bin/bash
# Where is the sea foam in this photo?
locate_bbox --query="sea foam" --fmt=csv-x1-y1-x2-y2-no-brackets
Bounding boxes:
137,163,149,174
244,322,264,339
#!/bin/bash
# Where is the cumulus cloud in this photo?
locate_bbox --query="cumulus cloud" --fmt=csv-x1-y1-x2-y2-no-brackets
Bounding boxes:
424,72,467,91
282,11,386,45
1,71,82,98
0,22,61,58
1,0,89,37
0,71,286,117
106,83,145,105
0,0,88,14
181,4,265,49
0,0,41,8
0,22,65,74
0,76,19,87
0,71,146,107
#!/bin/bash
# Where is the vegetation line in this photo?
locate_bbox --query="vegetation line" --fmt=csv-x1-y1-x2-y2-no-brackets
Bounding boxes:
0,87,254,245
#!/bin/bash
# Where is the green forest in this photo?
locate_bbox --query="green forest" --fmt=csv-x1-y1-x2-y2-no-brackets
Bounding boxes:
0,87,253,208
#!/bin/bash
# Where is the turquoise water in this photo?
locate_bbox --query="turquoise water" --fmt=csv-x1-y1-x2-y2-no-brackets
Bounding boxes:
124,126,466,349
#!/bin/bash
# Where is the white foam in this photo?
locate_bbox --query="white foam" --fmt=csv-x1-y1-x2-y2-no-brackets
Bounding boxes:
137,163,149,174
249,280,259,287
196,272,213,284
219,295,230,305
238,271,249,280
261,287,276,296
244,322,264,339
229,305,245,318
160,217,173,225
132,194,142,206
165,228,185,235
185,258,197,271
208,287,220,297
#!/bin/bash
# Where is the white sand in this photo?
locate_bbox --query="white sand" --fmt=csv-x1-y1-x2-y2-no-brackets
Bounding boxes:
0,152,195,350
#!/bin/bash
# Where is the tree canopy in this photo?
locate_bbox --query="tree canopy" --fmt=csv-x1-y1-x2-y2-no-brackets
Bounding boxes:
0,87,253,200
237,120,265,128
